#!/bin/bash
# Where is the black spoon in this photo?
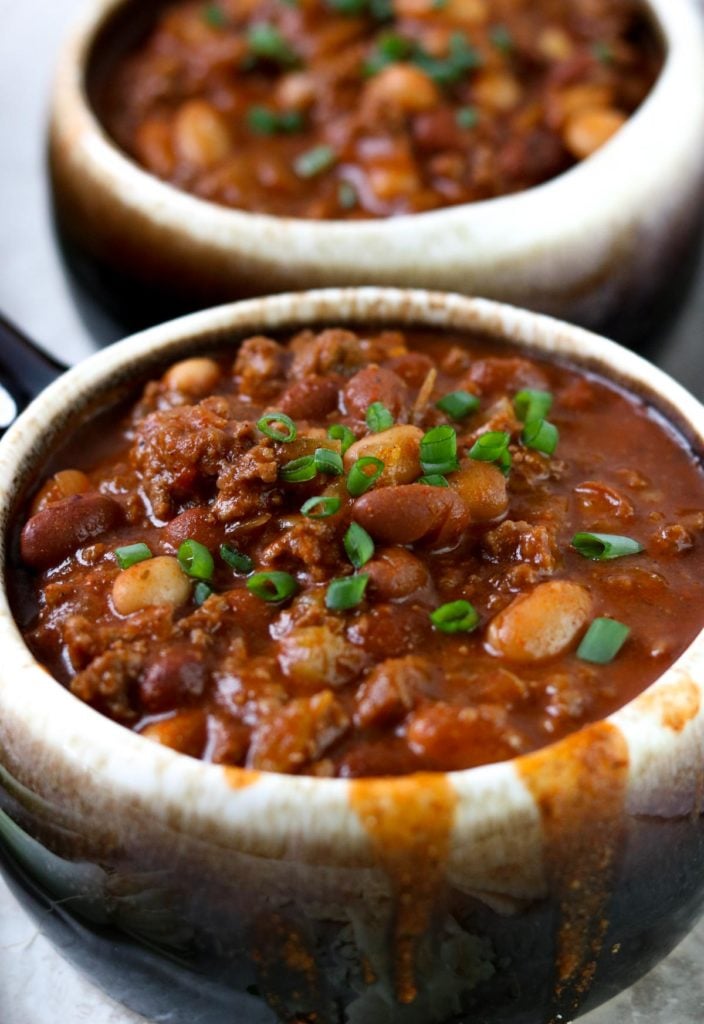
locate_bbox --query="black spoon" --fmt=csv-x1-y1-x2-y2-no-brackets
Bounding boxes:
0,315,67,433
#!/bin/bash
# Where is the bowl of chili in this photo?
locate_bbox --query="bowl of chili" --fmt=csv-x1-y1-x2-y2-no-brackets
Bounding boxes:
49,0,704,339
1,288,704,1023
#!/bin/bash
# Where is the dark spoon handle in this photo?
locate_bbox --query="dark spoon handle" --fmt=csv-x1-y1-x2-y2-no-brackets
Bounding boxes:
0,315,67,434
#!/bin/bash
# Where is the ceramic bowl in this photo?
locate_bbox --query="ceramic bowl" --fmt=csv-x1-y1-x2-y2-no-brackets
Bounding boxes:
1,288,704,1024
49,0,704,338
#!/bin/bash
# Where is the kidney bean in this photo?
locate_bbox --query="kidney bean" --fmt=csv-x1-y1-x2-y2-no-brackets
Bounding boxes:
21,493,123,570
344,425,422,487
386,352,435,387
139,645,207,713
364,547,433,603
353,484,470,548
348,603,431,660
162,506,223,551
278,375,340,420
343,366,409,421
485,581,592,663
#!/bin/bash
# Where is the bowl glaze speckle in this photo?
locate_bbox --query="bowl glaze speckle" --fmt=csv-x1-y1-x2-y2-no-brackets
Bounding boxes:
49,0,704,337
1,290,704,1023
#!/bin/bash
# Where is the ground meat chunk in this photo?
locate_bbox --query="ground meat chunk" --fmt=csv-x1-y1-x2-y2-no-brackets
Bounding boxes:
247,691,350,773
354,656,438,729
405,702,528,770
256,516,342,581
483,520,558,573
233,336,287,400
70,642,148,721
290,329,365,378
278,623,368,689
214,441,280,522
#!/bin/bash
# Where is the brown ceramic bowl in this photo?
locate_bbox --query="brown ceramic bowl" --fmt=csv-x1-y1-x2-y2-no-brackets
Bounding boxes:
1,288,704,1024
49,0,704,338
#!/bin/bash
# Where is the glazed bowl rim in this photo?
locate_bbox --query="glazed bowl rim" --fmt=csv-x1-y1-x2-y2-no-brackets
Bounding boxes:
1,288,704,835
53,0,704,236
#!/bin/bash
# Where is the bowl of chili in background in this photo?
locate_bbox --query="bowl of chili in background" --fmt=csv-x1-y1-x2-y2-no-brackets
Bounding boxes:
49,0,704,342
1,288,704,1024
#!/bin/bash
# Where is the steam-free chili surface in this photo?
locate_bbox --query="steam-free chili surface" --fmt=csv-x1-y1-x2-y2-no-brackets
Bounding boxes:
13,328,704,776
96,0,662,218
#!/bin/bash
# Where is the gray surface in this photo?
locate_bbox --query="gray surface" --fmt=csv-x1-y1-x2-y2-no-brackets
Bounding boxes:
1,1,704,1022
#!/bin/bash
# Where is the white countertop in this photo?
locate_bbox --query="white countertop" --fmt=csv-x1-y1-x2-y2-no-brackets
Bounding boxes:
1,871,703,1024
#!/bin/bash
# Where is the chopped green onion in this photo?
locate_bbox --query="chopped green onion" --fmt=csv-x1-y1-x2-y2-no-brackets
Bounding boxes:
430,600,480,634
247,106,304,135
577,618,630,665
301,495,342,519
468,431,512,473
347,456,384,496
314,447,344,476
294,145,337,178
115,543,152,570
455,106,478,130
328,0,366,12
344,522,375,569
325,574,369,611
489,25,514,53
194,581,215,606
328,423,356,455
369,0,393,17
363,32,413,75
338,181,358,210
593,41,614,65
247,23,299,66
202,3,227,28
420,425,459,475
257,411,297,442
177,539,215,581
366,402,394,432
514,389,553,423
412,32,481,86
436,390,480,420
280,456,317,483
522,419,559,456
417,474,449,487
220,544,254,574
247,571,298,603
571,533,644,561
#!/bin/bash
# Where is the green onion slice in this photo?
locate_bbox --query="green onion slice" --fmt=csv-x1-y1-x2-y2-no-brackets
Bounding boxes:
194,581,215,606
430,600,480,634
314,447,344,476
577,618,631,664
202,3,227,28
220,544,254,574
514,389,553,423
435,390,480,420
522,419,559,456
247,23,299,66
280,455,317,483
247,106,304,135
301,495,342,519
325,574,369,611
338,181,358,210
571,533,644,561
366,402,394,432
420,424,459,475
257,411,297,442
115,543,152,570
294,145,337,178
344,522,375,569
468,431,511,472
347,456,384,496
417,474,449,487
247,571,298,603
177,539,215,581
328,423,356,455
455,106,478,129
489,24,513,53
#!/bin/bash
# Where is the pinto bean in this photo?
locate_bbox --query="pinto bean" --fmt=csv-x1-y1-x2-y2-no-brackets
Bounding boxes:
173,100,232,169
353,484,470,548
343,366,409,422
406,702,524,770
113,556,191,615
448,462,508,522
363,64,440,114
162,506,222,551
21,492,123,570
163,358,221,397
344,425,422,486
563,107,627,160
139,646,207,713
278,375,340,420
485,581,592,663
30,469,91,515
277,625,368,689
364,547,432,602
347,603,431,659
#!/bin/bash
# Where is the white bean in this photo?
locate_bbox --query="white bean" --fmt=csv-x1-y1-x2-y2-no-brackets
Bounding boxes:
485,581,592,663
164,358,221,397
112,556,191,615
